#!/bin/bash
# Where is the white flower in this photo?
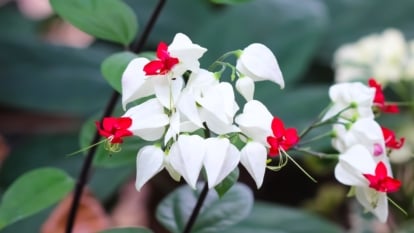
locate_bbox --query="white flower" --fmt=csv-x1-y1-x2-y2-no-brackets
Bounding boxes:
332,118,385,155
322,82,375,121
334,145,390,222
203,137,240,188
198,82,240,135
135,145,180,191
237,43,285,89
169,135,206,189
235,100,273,145
236,76,255,101
240,141,267,188
121,58,154,109
123,98,169,141
168,33,207,77
176,69,219,128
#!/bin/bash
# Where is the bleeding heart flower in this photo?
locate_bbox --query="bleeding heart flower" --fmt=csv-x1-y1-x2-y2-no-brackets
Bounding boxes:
96,117,132,144
363,161,401,193
236,43,285,89
267,117,299,157
322,82,375,121
368,78,399,113
143,42,179,75
381,126,405,149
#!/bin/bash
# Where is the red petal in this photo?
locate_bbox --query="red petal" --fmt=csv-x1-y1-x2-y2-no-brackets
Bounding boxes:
102,117,116,132
143,60,165,75
271,117,285,138
156,42,169,60
116,117,132,129
284,128,299,146
383,177,401,193
375,161,388,179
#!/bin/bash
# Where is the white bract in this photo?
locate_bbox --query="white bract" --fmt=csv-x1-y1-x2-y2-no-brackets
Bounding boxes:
235,100,273,145
240,141,267,188
334,145,390,222
332,118,385,156
322,82,375,121
204,137,240,188
236,43,285,89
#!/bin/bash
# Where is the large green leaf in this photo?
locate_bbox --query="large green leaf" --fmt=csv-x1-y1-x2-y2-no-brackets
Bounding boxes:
214,168,239,197
223,201,343,233
0,168,74,230
0,134,133,201
50,0,138,46
101,51,138,93
98,227,153,233
0,6,114,116
156,183,253,233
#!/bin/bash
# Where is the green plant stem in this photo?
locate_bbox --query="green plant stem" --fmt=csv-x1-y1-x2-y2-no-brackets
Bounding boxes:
65,1,167,232
182,182,209,233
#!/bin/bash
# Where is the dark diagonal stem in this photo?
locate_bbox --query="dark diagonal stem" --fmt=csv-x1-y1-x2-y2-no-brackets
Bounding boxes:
65,1,167,232
182,183,209,233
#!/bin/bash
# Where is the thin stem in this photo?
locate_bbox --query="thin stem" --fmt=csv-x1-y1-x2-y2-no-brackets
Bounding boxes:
182,183,209,233
65,1,167,232
65,91,119,233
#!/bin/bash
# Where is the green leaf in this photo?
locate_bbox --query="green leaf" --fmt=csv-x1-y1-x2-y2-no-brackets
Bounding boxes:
214,168,239,197
156,183,253,233
210,0,252,5
223,201,344,233
97,227,153,233
79,113,148,167
0,168,74,230
101,51,138,92
50,0,138,46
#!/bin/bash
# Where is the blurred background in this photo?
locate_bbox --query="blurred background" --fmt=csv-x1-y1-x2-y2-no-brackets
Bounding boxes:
1,0,414,232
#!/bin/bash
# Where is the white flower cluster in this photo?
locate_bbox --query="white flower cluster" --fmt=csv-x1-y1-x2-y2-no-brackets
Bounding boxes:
333,28,414,84
120,33,285,191
324,81,401,222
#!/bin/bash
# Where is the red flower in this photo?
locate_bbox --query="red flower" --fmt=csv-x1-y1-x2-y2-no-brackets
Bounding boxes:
381,126,405,149
363,161,401,193
368,78,399,113
143,42,179,75
267,117,299,157
96,117,133,144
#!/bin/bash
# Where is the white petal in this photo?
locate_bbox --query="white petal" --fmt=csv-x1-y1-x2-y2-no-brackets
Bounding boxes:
236,43,284,89
169,135,206,189
240,142,267,188
169,33,207,76
334,145,376,186
355,187,388,223
236,76,255,101
135,145,164,191
199,108,240,135
177,89,204,128
322,82,375,121
151,75,184,110
121,58,154,109
235,100,273,145
124,98,169,141
204,138,240,188
163,155,181,182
